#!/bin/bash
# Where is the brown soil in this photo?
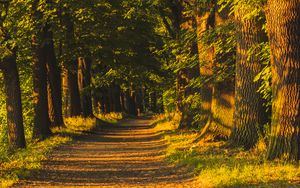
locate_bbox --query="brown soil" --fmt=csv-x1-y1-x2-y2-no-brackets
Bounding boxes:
15,117,197,187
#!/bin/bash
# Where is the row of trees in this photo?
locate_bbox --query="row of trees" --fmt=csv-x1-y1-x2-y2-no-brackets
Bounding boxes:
0,0,163,152
150,0,299,161
0,0,299,162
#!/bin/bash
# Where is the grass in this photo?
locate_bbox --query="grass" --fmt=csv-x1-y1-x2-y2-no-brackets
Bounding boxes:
151,112,180,131
0,113,122,188
154,113,300,188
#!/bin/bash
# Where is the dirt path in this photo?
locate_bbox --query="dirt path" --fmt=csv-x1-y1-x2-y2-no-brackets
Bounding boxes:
16,117,197,187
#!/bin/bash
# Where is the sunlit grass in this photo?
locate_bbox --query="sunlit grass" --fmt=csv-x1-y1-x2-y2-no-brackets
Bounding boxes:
95,112,124,123
154,114,300,188
0,114,121,187
151,112,180,131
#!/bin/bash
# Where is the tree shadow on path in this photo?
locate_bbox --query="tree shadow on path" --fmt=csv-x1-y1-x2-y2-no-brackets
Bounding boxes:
15,117,197,187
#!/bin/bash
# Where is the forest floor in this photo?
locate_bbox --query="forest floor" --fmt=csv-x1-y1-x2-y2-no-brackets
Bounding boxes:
15,117,198,188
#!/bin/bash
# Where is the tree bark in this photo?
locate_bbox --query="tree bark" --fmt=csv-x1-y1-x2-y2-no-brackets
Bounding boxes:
230,5,268,149
135,87,144,115
62,68,70,117
112,84,122,112
207,80,235,139
150,91,157,113
266,0,300,161
170,1,200,129
32,34,52,139
195,3,215,127
125,90,137,116
78,57,93,117
67,63,82,117
44,25,64,127
120,92,126,112
0,52,26,149
92,88,102,114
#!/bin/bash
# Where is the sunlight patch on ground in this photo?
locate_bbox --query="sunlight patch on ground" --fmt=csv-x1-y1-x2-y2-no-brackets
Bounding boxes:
0,115,118,187
153,114,300,188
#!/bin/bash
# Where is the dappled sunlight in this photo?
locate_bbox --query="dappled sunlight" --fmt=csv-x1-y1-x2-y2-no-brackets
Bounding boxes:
15,118,197,187
161,122,300,187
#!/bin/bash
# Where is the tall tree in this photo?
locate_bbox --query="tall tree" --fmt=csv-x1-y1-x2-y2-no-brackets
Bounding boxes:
195,0,215,127
266,0,300,161
78,56,93,117
0,49,26,149
31,0,52,139
44,24,65,127
0,1,26,149
230,2,268,149
196,1,236,140
63,12,82,117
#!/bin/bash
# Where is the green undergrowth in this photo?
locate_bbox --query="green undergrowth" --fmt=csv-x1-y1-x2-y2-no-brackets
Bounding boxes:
0,113,122,187
154,114,300,188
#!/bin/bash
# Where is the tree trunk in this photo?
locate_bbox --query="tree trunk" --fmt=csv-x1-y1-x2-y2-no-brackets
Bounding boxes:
178,43,201,129
44,25,64,127
172,2,201,129
32,35,52,139
208,80,235,139
102,89,110,113
266,0,300,161
92,88,101,114
143,87,149,112
67,63,82,117
230,5,268,149
112,84,122,112
120,92,126,112
78,57,93,117
108,88,114,112
62,68,70,117
195,4,215,127
135,87,144,115
0,53,26,150
62,11,81,117
125,90,137,116
150,91,157,113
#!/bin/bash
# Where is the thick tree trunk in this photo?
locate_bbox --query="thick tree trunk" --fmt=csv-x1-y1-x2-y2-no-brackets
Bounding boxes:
107,87,115,112
195,5,215,127
178,43,201,129
67,63,82,117
207,80,235,139
62,11,82,117
32,35,52,139
44,25,64,127
125,90,137,116
78,57,93,117
112,84,122,112
150,91,157,113
0,53,26,149
230,6,268,149
266,0,300,161
102,89,111,113
172,2,201,129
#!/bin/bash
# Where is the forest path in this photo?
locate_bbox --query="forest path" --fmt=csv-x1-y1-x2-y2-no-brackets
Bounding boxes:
16,117,197,187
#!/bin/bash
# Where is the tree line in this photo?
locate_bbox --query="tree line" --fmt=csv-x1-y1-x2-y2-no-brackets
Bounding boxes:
154,0,299,161
0,0,161,152
0,0,299,162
